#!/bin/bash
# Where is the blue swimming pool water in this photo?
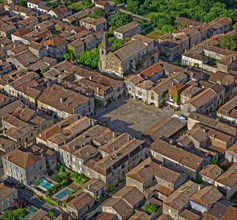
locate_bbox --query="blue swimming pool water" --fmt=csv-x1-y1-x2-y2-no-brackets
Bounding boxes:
54,188,72,200
39,180,53,190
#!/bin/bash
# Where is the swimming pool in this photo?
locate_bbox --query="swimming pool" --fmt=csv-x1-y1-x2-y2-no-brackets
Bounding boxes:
54,188,72,200
38,180,54,191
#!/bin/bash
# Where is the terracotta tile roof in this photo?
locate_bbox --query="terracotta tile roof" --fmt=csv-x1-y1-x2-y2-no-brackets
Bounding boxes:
190,186,222,207
179,209,200,220
12,29,31,37
44,36,67,47
139,62,164,79
200,164,223,180
128,211,150,220
2,149,43,169
51,6,68,16
67,192,93,210
216,163,237,188
103,198,133,219
37,84,89,115
164,181,199,211
113,186,145,207
188,112,237,136
0,183,17,202
144,115,186,140
96,0,109,7
150,139,205,171
114,22,141,34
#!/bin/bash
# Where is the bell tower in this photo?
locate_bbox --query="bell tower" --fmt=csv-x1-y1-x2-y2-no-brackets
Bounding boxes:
99,33,111,72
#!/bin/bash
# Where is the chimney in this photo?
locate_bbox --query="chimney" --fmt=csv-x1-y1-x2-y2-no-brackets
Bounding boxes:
112,132,116,138
60,97,63,103
91,119,94,126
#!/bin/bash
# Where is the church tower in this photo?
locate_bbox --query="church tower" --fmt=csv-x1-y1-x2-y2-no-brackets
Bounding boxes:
99,33,111,72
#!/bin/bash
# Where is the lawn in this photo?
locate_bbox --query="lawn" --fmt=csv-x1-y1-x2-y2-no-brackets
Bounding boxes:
68,1,92,12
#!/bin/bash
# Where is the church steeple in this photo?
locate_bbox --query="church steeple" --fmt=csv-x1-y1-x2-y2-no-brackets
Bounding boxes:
100,33,111,55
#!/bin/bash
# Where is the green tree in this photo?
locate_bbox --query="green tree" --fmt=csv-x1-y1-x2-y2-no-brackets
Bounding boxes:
110,12,132,29
17,0,27,7
90,8,105,19
77,48,100,69
126,0,139,13
2,208,27,220
108,37,126,50
63,53,70,60
220,35,237,51
233,22,237,32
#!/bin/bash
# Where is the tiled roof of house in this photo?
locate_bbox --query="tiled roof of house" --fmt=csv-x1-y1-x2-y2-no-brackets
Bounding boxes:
103,197,133,219
51,6,68,16
67,192,93,210
113,186,145,208
2,149,43,169
114,22,141,34
190,186,222,207
12,28,31,37
44,36,67,47
164,180,198,211
37,84,89,114
144,115,186,140
0,183,17,202
216,163,237,188
150,139,205,171
128,211,150,220
199,164,223,180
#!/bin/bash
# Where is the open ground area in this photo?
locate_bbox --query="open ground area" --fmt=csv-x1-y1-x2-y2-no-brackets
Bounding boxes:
94,98,177,138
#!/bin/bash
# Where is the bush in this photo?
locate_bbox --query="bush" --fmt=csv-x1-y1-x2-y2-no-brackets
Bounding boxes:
44,197,58,206
48,211,55,219
52,173,67,183
142,204,158,215
34,180,40,186
59,164,65,173
52,164,67,183
106,184,115,193
70,172,89,185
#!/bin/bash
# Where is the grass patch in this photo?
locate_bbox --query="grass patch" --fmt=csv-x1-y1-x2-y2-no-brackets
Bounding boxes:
146,29,163,40
68,1,92,12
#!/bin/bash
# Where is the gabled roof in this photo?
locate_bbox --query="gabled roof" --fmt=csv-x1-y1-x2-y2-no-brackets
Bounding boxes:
2,149,43,169
44,36,67,47
190,186,222,207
